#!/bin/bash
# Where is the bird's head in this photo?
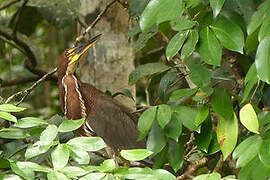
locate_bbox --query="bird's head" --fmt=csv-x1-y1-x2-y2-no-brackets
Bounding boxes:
63,34,101,74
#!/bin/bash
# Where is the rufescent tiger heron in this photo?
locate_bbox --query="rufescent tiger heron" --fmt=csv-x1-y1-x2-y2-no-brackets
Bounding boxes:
57,34,146,151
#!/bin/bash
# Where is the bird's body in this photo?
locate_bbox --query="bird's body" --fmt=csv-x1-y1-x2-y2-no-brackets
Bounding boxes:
57,37,145,150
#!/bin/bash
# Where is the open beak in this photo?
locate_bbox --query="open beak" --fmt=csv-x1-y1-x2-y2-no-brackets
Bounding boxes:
66,34,101,65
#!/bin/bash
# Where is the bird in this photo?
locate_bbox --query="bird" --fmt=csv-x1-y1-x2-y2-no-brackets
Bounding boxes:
57,34,146,151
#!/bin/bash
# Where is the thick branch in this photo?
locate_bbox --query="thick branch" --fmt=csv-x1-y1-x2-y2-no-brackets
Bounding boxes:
13,0,29,36
0,0,20,11
0,76,39,87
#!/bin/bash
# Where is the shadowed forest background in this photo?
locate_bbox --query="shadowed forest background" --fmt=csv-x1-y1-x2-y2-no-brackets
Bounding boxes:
1,0,270,179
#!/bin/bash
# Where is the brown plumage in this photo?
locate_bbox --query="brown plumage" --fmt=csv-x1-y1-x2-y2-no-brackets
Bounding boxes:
57,35,145,150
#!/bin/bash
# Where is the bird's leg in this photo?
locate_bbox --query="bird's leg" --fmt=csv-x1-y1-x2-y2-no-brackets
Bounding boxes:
105,146,120,168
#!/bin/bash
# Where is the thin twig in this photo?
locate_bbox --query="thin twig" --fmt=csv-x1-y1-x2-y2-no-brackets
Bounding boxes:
5,68,57,105
0,0,20,11
12,0,29,37
75,0,117,45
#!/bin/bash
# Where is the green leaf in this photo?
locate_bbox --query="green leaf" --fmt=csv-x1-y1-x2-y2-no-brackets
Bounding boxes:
114,167,153,179
47,171,68,180
147,121,167,155
0,104,26,112
67,137,106,151
59,166,88,178
139,0,183,32
168,140,184,172
120,149,153,161
68,146,90,164
138,106,157,141
0,111,17,123
152,169,176,180
211,87,234,119
197,27,222,66
217,113,238,160
153,145,168,169
258,16,270,42
195,105,209,126
157,104,171,128
181,30,199,59
164,113,182,141
158,70,178,100
16,161,50,173
233,135,262,168
40,124,58,145
0,174,21,180
15,117,47,128
129,0,151,17
194,118,212,153
0,128,29,139
193,172,221,180
169,88,197,102
211,16,244,53
255,35,270,83
189,64,211,88
9,160,34,180
170,17,196,32
112,89,135,101
58,118,85,132
97,159,116,172
79,173,106,180
246,29,259,55
166,31,188,60
247,0,270,35
209,0,225,18
51,144,69,169
208,134,221,155
240,103,259,134
133,25,158,51
129,63,170,85
174,106,200,132
25,142,53,159
259,139,270,167
241,64,259,104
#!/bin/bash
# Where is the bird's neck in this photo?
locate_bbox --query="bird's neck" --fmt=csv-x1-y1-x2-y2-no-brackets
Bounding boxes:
60,74,87,120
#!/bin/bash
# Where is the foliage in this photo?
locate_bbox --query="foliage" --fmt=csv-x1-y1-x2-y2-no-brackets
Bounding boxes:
1,0,270,179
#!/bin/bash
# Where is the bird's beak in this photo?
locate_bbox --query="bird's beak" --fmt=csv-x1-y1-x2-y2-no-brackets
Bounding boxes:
67,34,101,65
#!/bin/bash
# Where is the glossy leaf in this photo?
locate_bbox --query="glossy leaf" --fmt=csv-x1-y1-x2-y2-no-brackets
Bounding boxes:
217,113,238,160
233,135,262,168
152,169,176,180
25,142,53,159
58,118,85,132
195,106,209,126
194,118,212,152
9,160,34,180
67,137,106,151
246,29,259,55
120,149,153,161
51,144,69,169
241,64,259,104
174,106,200,132
158,70,178,100
59,166,88,178
0,104,26,112
168,140,184,172
140,0,183,32
129,63,170,85
247,0,270,35
166,31,188,60
169,88,197,102
240,103,259,134
193,172,221,180
153,145,168,169
181,30,199,59
68,146,90,164
211,16,244,53
0,128,29,139
138,106,157,140
258,16,270,42
97,159,116,172
209,0,225,17
47,171,68,180
79,173,106,180
189,64,211,88
0,111,17,123
15,117,47,128
170,17,196,32
133,25,158,51
157,104,171,128
211,87,233,119
16,161,50,172
259,139,270,167
147,121,167,155
0,174,21,180
164,113,182,141
255,35,270,83
40,124,58,145
197,27,222,66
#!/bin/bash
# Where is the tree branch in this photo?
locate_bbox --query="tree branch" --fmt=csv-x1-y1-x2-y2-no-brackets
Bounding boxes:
0,76,39,87
12,0,29,37
75,0,117,45
0,0,20,11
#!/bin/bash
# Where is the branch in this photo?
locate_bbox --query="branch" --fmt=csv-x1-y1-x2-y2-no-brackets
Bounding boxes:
0,76,39,87
0,0,20,11
5,68,57,105
13,0,29,37
75,0,117,45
